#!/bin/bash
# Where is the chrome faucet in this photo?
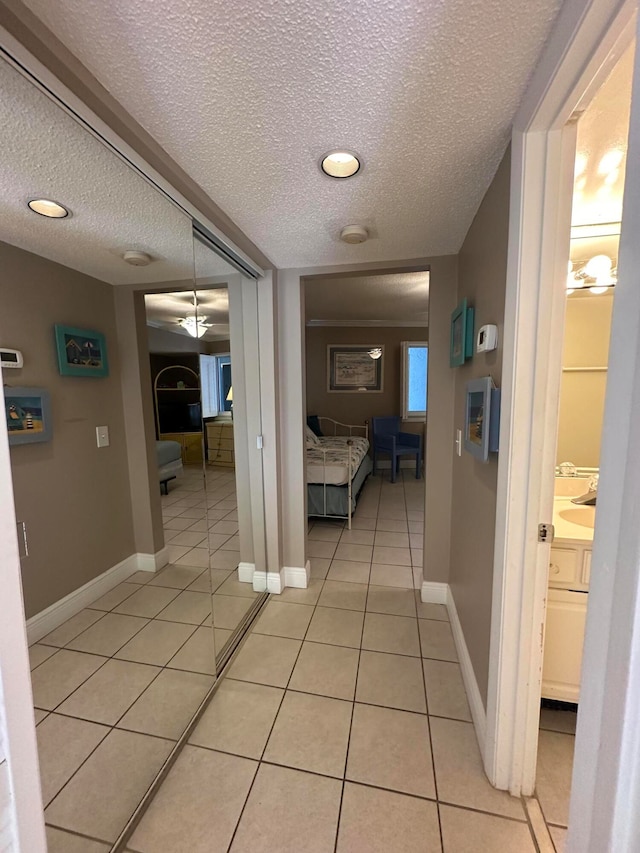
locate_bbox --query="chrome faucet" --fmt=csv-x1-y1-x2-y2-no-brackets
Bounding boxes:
572,475,599,506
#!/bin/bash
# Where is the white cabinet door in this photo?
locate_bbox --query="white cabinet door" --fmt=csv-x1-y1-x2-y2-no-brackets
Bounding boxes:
542,588,588,703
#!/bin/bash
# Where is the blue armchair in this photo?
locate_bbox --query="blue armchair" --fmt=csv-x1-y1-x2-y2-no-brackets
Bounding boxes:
371,417,422,483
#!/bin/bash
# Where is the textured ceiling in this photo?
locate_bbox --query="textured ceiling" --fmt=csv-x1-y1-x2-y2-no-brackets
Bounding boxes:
305,271,429,325
145,288,230,340
23,0,563,268
0,56,200,285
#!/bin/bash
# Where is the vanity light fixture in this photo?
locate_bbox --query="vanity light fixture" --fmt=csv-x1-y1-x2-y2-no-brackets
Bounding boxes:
368,347,383,360
27,198,69,218
321,150,361,179
568,253,617,296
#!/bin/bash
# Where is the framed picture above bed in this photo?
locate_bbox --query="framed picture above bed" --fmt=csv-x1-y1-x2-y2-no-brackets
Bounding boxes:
327,345,384,393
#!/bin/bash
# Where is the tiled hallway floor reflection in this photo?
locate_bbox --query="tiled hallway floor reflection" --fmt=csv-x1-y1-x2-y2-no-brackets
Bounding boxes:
127,471,560,853
28,465,263,849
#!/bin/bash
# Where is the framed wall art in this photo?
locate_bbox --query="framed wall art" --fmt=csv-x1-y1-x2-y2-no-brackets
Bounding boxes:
327,345,384,393
450,299,475,367
54,324,109,377
4,387,53,445
464,376,501,462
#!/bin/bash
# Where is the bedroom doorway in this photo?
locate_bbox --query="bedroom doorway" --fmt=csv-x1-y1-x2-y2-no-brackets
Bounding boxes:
302,269,429,597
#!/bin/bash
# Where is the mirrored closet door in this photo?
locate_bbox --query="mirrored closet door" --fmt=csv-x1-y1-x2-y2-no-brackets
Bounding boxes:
0,46,266,850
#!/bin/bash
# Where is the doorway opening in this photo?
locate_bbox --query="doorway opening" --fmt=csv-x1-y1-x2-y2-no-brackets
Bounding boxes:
533,41,634,845
302,269,429,594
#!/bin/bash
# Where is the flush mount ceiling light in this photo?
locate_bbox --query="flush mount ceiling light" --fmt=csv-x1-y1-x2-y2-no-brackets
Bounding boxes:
122,250,153,266
340,224,369,244
320,150,361,179
27,198,69,218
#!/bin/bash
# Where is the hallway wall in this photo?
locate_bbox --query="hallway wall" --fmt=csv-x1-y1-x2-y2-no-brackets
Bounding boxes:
1,242,135,617
448,147,511,706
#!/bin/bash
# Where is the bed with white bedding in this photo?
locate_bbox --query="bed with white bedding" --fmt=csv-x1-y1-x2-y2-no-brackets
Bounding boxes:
306,419,372,528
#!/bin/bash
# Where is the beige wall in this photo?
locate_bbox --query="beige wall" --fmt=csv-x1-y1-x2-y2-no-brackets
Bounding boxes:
305,326,428,436
448,148,511,706
1,242,135,617
556,292,613,468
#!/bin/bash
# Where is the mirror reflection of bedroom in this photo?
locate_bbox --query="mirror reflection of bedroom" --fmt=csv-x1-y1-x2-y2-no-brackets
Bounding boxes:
303,271,429,598
144,269,267,669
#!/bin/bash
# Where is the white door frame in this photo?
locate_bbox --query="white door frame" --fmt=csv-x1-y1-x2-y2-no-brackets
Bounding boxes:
486,0,640,847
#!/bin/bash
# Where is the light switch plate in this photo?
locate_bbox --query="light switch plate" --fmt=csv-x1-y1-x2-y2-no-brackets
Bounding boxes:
96,425,110,448
455,429,462,456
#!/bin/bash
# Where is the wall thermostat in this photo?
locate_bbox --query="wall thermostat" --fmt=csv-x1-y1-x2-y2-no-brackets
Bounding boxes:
0,348,24,369
476,325,498,353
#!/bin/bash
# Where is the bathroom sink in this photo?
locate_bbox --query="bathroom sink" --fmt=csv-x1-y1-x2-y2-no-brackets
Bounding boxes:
559,507,596,528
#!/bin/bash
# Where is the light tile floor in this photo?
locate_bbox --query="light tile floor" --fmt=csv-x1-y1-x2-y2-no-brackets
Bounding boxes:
30,468,573,851
30,464,264,848
127,471,566,852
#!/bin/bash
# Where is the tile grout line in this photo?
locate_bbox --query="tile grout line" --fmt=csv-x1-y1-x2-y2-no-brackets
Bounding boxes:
333,568,368,853
223,588,319,852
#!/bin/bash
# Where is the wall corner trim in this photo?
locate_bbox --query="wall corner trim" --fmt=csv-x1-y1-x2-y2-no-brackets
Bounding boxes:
26,553,140,644
266,569,286,594
252,570,268,593
136,546,169,573
237,562,256,584
420,581,448,604
284,561,311,589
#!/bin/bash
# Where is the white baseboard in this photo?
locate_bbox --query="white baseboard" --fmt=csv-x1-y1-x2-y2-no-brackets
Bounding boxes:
136,546,169,573
445,585,487,748
252,570,267,593
266,569,285,594
237,562,256,584
421,581,448,604
26,553,140,644
284,561,311,589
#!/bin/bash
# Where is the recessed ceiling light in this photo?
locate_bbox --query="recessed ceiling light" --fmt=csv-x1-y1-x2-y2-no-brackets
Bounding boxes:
27,198,70,218
321,150,361,179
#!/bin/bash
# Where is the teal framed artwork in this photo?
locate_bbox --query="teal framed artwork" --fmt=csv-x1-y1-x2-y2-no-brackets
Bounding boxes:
4,387,53,445
450,299,475,367
54,324,109,377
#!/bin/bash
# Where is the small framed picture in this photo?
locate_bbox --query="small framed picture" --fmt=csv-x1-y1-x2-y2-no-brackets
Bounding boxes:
464,376,500,462
450,299,475,367
327,345,384,393
54,324,109,377
4,387,53,445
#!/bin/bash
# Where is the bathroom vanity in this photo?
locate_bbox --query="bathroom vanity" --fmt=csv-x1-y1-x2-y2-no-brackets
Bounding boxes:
542,481,595,703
